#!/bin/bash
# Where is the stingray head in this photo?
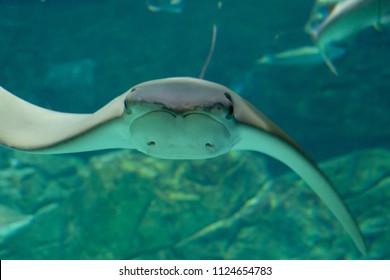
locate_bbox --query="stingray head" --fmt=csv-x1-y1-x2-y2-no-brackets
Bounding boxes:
124,78,238,159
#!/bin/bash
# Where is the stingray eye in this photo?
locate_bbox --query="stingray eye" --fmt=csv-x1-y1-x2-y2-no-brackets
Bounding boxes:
124,88,137,114
212,102,225,111
210,101,234,120
210,102,228,116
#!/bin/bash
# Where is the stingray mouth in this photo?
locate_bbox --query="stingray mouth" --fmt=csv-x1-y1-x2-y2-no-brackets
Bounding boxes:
129,110,232,159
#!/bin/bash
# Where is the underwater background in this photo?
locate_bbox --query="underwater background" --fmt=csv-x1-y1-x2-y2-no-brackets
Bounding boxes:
0,0,389,259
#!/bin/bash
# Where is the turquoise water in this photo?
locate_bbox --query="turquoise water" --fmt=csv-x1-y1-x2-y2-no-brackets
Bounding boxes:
0,0,389,259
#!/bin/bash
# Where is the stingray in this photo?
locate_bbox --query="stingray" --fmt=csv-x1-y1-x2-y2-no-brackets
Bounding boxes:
0,77,366,253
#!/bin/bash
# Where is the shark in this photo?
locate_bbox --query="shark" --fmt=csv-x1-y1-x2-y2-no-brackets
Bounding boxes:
305,0,390,73
257,45,345,66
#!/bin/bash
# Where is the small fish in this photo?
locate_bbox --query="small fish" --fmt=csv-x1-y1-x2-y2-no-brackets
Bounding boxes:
257,45,345,66
305,0,390,73
145,0,183,14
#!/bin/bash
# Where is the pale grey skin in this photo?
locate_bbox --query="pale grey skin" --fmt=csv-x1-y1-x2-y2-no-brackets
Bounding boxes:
0,77,366,254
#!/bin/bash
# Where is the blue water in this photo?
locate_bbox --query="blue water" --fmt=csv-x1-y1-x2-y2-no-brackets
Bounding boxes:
0,0,389,259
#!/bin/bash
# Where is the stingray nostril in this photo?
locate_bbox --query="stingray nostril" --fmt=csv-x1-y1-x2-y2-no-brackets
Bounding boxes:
147,141,156,146
205,143,214,148
224,92,232,101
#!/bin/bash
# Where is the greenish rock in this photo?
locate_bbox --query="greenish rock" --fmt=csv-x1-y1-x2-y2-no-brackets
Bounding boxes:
83,151,268,259
212,149,390,260
0,148,389,259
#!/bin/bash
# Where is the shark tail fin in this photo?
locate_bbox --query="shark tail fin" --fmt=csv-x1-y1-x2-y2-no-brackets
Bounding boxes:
322,52,339,75
316,44,339,75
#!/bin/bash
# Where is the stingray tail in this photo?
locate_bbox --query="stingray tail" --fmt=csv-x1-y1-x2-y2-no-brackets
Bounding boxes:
198,1,222,79
199,24,218,79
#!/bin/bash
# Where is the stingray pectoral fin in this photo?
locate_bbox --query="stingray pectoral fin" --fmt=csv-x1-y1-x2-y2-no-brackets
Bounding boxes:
0,87,132,153
233,125,366,254
227,92,366,254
